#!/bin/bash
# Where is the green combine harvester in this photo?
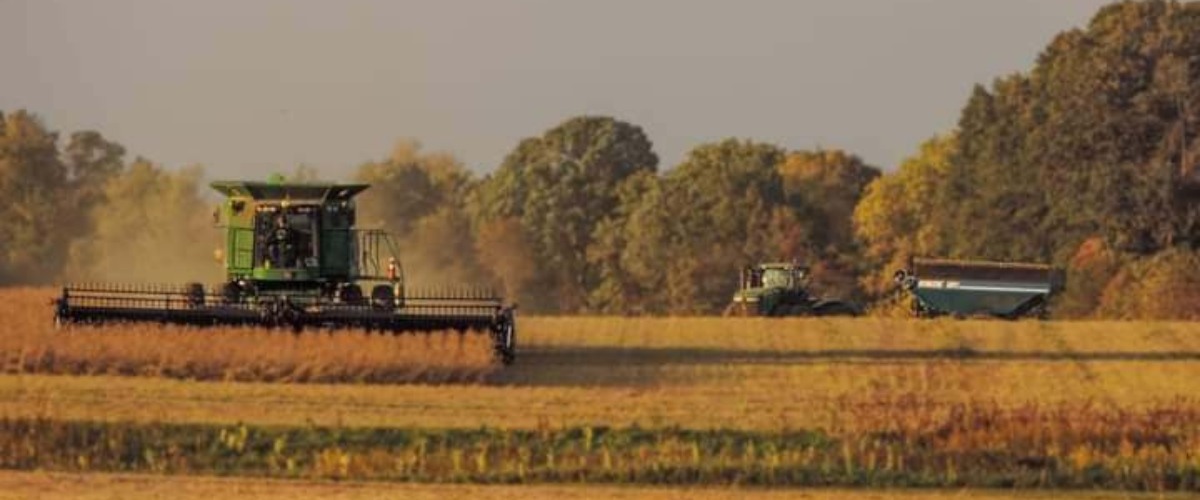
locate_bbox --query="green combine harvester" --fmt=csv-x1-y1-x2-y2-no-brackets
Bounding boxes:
726,262,860,317
893,257,1063,319
54,178,517,364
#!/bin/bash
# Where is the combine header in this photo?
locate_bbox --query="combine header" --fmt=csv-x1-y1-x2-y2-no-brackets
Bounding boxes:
54,178,516,364
893,257,1063,319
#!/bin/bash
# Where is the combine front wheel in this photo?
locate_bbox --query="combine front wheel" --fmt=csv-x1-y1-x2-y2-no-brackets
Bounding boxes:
340,284,364,305
370,285,395,312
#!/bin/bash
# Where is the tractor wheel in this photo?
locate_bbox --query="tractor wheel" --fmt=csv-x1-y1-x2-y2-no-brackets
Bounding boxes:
788,304,813,317
814,302,859,317
340,284,364,305
371,285,396,311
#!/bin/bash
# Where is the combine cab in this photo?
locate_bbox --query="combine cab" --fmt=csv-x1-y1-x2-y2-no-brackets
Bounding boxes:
893,257,1063,320
54,178,516,364
725,262,859,317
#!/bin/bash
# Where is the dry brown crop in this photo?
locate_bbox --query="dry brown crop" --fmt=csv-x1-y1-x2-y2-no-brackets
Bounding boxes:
1,291,1198,433
0,289,497,384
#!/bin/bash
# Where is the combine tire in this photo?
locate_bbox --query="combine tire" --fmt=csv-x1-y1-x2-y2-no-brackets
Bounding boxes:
371,285,395,311
185,283,205,308
221,282,242,305
340,284,364,305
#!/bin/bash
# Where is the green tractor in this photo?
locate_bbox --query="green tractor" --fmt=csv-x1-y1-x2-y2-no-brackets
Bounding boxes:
54,178,516,363
725,262,860,317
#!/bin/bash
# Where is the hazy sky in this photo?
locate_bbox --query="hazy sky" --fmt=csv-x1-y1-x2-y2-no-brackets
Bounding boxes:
3,0,1115,179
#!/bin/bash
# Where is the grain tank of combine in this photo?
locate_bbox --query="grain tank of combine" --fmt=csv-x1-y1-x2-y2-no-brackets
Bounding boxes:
54,178,516,363
893,257,1063,319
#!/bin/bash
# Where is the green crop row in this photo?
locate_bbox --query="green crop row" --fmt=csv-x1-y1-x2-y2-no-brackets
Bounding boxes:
1,416,1199,491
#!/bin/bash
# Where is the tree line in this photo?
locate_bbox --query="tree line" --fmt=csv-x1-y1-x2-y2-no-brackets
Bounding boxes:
2,0,1198,318
853,0,1200,318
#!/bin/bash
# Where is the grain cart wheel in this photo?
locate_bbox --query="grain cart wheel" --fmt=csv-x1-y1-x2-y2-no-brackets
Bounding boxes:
340,284,364,305
185,282,206,309
370,285,395,312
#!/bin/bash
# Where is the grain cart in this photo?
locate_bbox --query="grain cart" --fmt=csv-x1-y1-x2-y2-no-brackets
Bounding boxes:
725,262,860,316
54,178,516,363
892,257,1063,319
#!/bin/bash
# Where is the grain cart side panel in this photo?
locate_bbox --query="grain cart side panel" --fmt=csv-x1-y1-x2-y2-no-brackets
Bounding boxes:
899,258,1061,319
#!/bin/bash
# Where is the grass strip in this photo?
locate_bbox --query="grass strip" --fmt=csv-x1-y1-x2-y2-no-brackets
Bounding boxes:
1,415,1198,491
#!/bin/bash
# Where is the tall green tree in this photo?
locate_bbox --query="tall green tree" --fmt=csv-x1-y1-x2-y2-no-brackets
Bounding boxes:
586,170,668,313
472,116,658,312
937,1,1200,262
590,142,879,314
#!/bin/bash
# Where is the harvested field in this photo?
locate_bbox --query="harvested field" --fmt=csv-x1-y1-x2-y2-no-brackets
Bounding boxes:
0,471,1178,500
0,289,497,383
2,288,1200,492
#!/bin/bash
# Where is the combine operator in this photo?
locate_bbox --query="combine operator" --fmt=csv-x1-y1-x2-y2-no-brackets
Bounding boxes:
266,214,297,269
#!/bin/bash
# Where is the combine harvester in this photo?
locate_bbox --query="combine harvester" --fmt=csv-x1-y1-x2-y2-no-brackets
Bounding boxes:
54,178,517,364
893,257,1063,319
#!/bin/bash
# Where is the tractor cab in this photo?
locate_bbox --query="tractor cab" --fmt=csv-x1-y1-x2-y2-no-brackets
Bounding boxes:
750,263,809,290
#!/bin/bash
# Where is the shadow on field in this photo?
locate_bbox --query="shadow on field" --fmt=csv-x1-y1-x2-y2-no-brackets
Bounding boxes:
488,345,1200,387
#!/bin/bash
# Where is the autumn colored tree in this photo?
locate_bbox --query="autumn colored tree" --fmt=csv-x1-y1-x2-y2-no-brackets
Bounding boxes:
853,135,955,297
776,149,880,299
1055,237,1125,318
0,111,126,284
1096,247,1200,320
0,110,69,284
